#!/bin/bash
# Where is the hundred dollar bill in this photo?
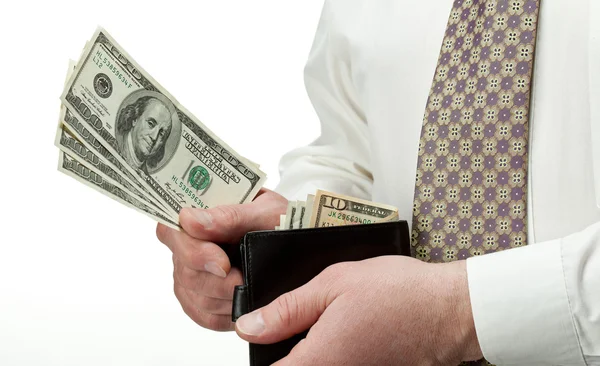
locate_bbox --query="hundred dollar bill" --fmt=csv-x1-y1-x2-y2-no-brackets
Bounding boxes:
309,190,399,228
61,27,266,217
60,60,173,217
55,124,171,217
58,151,180,230
60,105,173,217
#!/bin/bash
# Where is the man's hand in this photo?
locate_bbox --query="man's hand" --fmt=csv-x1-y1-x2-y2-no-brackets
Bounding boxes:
156,188,288,331
235,256,484,365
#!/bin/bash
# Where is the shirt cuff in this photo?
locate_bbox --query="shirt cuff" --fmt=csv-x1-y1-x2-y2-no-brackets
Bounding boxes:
466,240,586,365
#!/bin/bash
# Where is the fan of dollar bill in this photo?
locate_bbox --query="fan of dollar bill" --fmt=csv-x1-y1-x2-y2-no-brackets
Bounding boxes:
55,27,399,231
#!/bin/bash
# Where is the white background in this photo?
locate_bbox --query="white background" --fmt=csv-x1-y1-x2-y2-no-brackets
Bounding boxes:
0,1,323,365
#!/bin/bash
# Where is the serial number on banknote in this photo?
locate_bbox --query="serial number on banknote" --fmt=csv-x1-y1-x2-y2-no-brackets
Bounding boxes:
164,176,210,209
327,211,375,224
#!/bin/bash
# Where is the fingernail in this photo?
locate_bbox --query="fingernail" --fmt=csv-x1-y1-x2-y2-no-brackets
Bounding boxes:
237,311,265,336
192,210,212,229
204,262,227,278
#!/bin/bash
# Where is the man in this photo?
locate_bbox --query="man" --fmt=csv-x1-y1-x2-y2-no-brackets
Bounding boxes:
116,95,173,174
156,0,599,364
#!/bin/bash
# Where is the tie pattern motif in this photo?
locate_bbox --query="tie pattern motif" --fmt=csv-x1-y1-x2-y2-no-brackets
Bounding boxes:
412,2,540,363
413,0,540,263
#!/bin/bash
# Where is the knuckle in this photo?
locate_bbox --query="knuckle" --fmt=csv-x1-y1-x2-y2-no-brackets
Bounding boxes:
274,292,301,329
195,295,214,312
196,296,227,314
188,251,207,272
314,262,349,297
181,237,207,270
194,272,212,294
188,308,209,328
194,314,214,330
194,273,213,294
218,281,236,300
193,310,231,331
321,262,348,280
174,286,199,324
178,266,200,290
174,285,213,329
209,276,233,299
205,314,233,332
213,206,243,229
204,314,221,330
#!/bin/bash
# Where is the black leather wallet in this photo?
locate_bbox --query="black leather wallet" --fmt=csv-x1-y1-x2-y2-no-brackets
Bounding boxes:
231,221,411,366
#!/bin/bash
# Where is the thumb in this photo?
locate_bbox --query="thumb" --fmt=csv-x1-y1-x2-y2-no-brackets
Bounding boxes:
179,202,273,243
235,280,329,344
180,188,287,242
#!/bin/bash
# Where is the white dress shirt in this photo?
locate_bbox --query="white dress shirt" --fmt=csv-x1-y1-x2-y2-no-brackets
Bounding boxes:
274,0,600,364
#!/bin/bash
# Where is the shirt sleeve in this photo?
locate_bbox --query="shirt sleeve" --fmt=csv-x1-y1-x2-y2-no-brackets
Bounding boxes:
274,0,373,201
467,221,600,365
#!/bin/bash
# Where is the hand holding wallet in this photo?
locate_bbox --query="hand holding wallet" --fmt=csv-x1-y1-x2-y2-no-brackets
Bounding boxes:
231,221,411,366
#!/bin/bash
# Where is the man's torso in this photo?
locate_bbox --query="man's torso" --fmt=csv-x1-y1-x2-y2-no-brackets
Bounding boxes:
317,0,599,242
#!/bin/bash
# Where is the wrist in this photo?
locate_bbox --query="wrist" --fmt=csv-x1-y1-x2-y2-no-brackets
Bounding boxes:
438,260,483,362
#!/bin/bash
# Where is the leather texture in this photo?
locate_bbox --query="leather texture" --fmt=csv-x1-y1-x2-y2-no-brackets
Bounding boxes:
232,221,411,366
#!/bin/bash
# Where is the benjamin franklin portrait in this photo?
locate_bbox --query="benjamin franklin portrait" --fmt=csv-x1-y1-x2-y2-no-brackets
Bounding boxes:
116,90,181,174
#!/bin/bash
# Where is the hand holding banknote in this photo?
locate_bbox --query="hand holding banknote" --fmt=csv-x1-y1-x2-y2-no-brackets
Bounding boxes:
156,188,287,331
55,27,401,335
156,187,399,331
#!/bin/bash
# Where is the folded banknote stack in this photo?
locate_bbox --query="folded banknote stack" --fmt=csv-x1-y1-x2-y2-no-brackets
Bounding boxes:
54,27,267,230
55,27,400,231
276,190,399,230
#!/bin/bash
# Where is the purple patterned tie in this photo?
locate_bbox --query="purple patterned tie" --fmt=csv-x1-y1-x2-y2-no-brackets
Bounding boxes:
412,1,540,364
